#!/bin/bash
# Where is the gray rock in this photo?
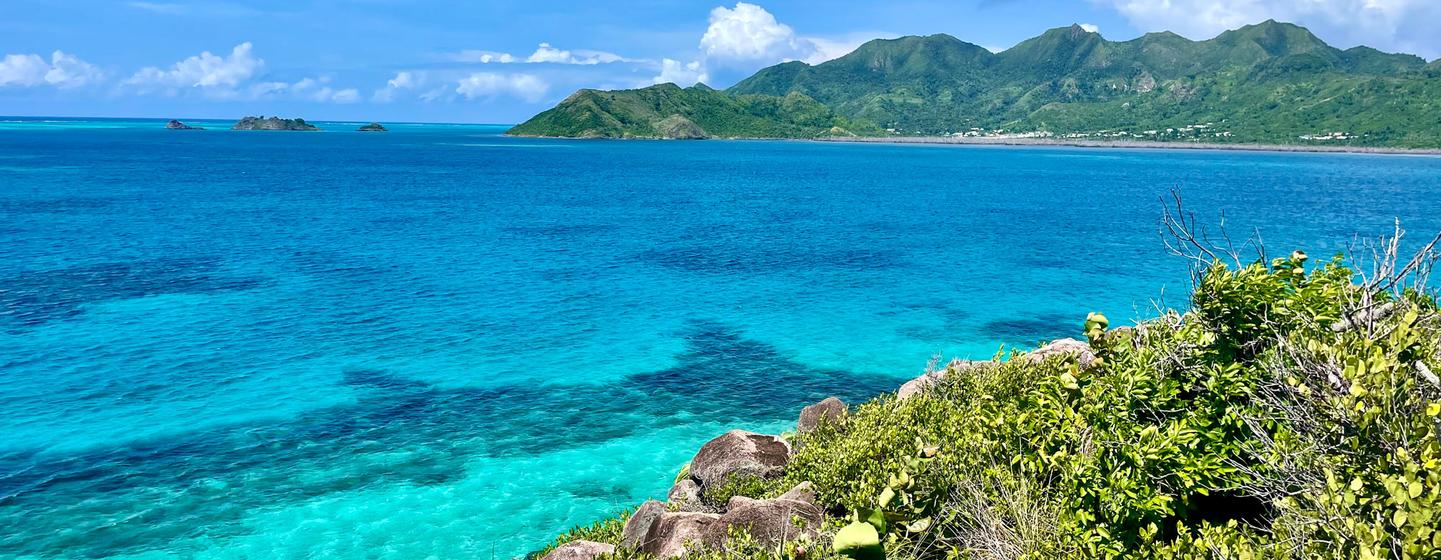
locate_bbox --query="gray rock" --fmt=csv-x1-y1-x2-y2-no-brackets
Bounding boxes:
621,500,665,550
1022,338,1097,367
165,119,201,130
638,512,723,558
898,360,992,400
797,397,846,433
719,494,823,547
777,481,816,504
541,540,616,560
667,479,707,512
689,430,791,488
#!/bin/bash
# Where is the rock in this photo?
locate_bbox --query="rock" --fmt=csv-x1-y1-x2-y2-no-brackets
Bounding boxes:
1022,338,1097,367
720,493,824,547
898,360,992,400
778,481,816,503
638,512,723,558
541,540,615,560
358,122,387,132
653,114,708,140
667,479,707,512
232,116,320,131
689,430,791,488
621,500,666,550
165,119,201,130
797,397,846,433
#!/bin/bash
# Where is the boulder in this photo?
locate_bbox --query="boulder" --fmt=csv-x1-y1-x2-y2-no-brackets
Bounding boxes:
541,540,615,560
797,397,846,433
638,512,724,558
1022,338,1097,367
898,360,992,400
689,430,791,488
621,500,666,550
778,481,816,503
720,493,823,547
667,479,707,512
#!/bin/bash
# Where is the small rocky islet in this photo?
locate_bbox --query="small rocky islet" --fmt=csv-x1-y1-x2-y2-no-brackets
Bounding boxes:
164,120,202,130
231,116,321,131
357,122,387,132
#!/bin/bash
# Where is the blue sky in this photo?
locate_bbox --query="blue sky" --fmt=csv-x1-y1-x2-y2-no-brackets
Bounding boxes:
3,1,1439,124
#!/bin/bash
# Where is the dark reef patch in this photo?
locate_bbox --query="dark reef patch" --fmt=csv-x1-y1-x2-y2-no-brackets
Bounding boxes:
0,322,897,558
981,313,1077,344
0,257,264,330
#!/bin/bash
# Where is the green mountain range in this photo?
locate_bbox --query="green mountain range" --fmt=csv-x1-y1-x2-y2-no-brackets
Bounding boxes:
508,21,1441,147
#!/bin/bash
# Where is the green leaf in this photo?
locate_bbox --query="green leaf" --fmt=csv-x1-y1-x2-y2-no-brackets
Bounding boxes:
833,521,884,560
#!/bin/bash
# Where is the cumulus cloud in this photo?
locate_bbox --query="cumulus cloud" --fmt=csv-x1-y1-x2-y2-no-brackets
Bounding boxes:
126,42,262,90
652,58,709,86
249,76,359,103
455,72,549,102
1079,23,1101,33
0,51,103,89
1100,0,1441,58
700,2,810,62
655,3,868,86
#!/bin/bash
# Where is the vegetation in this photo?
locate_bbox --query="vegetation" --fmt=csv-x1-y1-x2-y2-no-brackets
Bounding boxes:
539,219,1441,559
512,21,1441,147
507,83,876,139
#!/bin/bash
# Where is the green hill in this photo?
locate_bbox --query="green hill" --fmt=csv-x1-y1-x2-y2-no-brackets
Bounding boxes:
510,21,1441,147
507,83,875,139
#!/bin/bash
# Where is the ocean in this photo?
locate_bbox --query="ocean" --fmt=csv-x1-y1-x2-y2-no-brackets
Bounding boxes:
3,117,1441,559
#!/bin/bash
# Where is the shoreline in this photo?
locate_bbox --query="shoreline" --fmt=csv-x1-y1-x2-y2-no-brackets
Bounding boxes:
813,135,1441,156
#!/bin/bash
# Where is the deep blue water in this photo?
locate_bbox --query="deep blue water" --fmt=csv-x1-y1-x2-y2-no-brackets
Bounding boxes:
3,117,1441,559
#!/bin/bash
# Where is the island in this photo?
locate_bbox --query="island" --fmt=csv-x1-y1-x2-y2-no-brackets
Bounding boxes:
357,122,387,132
510,20,1441,148
231,116,320,131
165,119,202,130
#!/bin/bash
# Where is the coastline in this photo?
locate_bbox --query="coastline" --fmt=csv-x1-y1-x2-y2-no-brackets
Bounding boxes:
814,135,1441,156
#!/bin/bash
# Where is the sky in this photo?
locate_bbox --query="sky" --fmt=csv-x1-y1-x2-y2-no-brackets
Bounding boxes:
3,0,1439,124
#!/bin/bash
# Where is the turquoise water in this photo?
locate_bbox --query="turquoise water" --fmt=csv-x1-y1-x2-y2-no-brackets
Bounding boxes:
3,117,1441,559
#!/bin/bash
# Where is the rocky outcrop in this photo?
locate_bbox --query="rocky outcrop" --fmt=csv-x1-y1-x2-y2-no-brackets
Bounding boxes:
622,500,667,550
898,359,993,400
689,430,791,488
358,122,387,132
625,482,821,558
1022,338,1097,367
541,540,615,560
639,512,723,558
165,119,201,130
719,492,823,546
232,116,320,131
667,479,707,512
797,397,847,433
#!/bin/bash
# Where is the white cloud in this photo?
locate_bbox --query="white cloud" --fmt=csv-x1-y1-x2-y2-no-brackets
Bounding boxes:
455,72,549,102
373,70,420,102
126,42,262,90
246,76,360,103
0,51,103,89
1079,23,1101,33
1100,0,1441,58
450,44,632,65
656,3,871,86
652,58,709,86
700,2,810,63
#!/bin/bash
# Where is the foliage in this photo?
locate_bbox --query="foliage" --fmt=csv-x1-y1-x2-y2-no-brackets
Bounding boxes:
516,21,1441,147
543,237,1441,559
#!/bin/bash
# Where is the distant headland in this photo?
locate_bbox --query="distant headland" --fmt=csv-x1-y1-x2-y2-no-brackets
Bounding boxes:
232,116,320,131
509,20,1441,149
